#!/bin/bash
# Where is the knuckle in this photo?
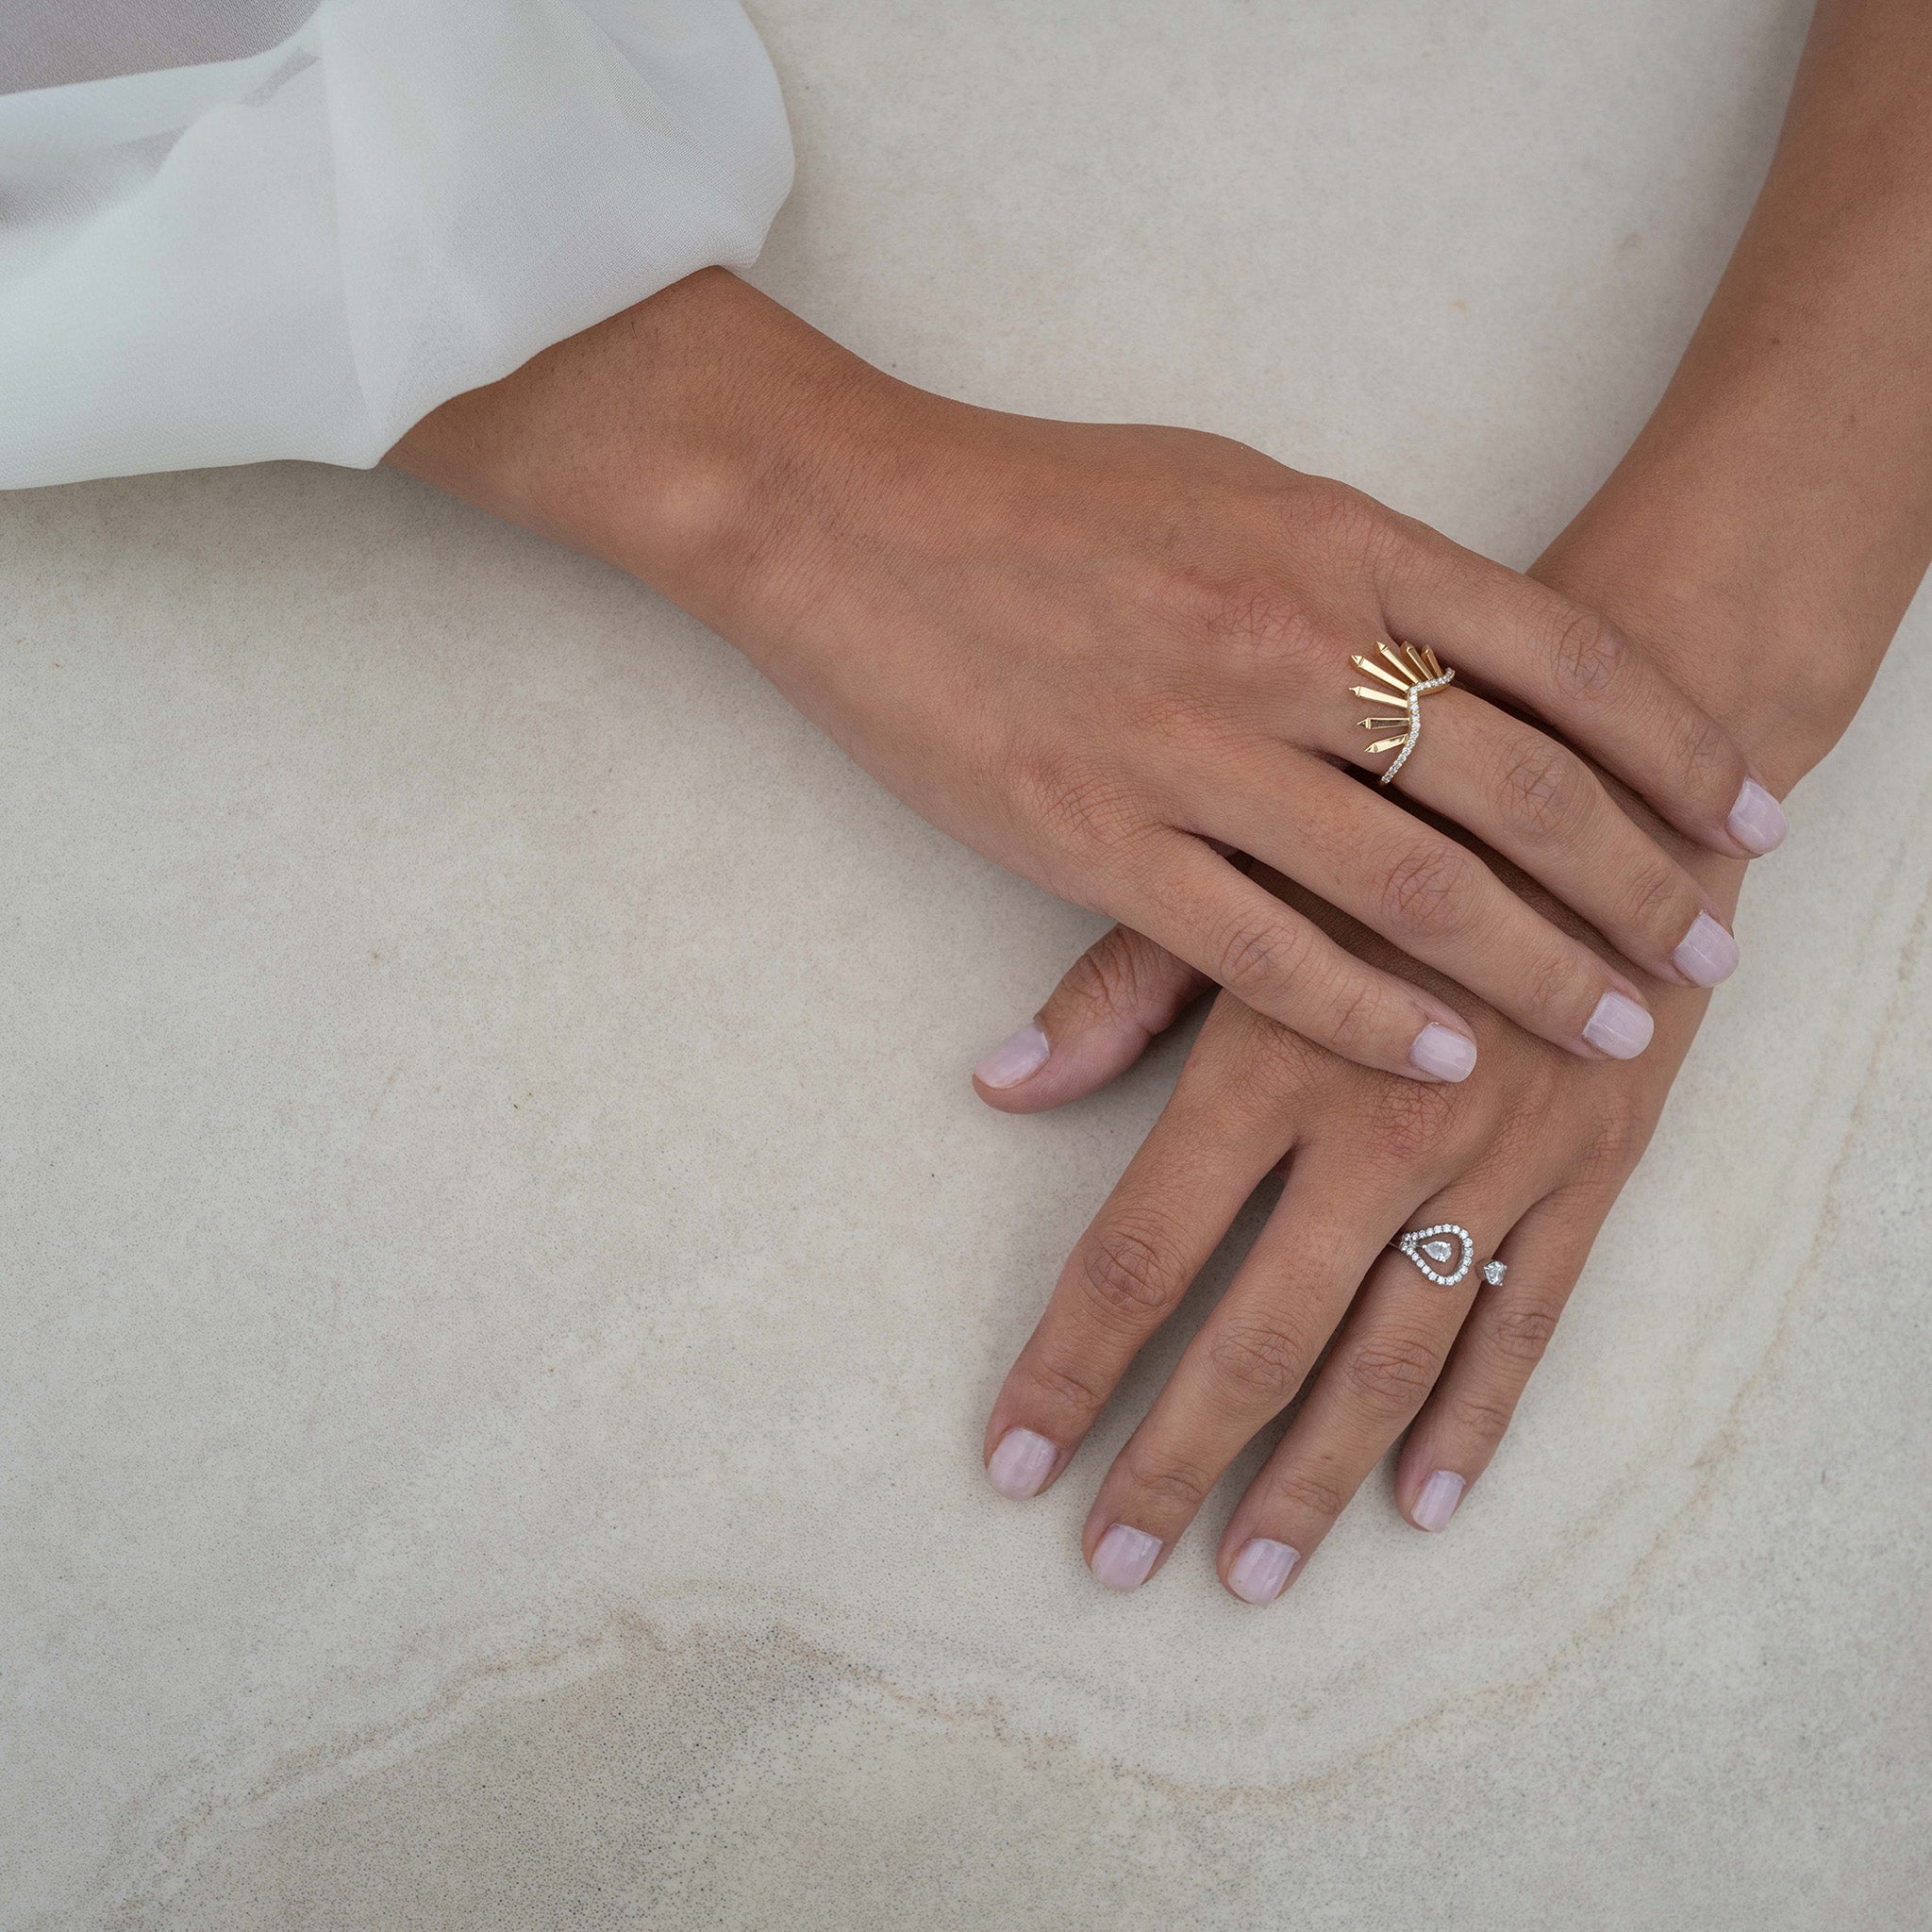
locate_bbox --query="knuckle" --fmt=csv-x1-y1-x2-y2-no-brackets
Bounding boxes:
1493,734,1587,841
1261,1463,1351,1527
1623,861,1690,935
1023,1350,1113,1424
1445,1388,1520,1444
1040,771,1144,852
1364,1074,1465,1168
1519,945,1593,1028
1546,605,1627,701
1318,973,1391,1057
1215,912,1309,1005
1063,930,1153,1030
1578,1098,1653,1179
1485,1091,1556,1174
1202,1005,1330,1126
1120,1457,1211,1515
1197,579,1332,674
1010,748,1143,857
1208,1319,1310,1407
1344,1334,1444,1409
1668,704,1736,791
1379,841,1479,943
1489,1301,1562,1365
1240,1006,1326,1085
1080,1219,1189,1321
1291,477,1391,563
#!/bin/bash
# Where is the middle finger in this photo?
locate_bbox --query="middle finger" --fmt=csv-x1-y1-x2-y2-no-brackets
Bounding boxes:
1215,1172,1542,1603
1077,1140,1437,1590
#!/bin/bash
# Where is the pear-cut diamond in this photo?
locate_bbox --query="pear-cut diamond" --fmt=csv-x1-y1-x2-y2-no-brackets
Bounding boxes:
1391,1223,1474,1287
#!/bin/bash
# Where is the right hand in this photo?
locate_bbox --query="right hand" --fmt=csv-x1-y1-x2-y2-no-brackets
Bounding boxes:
394,271,1784,1081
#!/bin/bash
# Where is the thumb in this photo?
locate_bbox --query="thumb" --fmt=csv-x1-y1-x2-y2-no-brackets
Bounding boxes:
971,924,1209,1113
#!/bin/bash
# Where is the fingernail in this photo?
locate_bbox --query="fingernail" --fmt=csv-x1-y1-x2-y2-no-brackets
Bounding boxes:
974,1022,1050,1089
986,1426,1058,1500
1409,1021,1477,1082
1582,990,1654,1058
1091,1524,1162,1591
1226,1537,1300,1605
1672,910,1740,988
1412,1470,1465,1532
1727,777,1788,856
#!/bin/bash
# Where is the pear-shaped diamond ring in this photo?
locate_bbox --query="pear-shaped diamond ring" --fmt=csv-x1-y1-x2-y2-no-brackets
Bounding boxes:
1389,1223,1507,1290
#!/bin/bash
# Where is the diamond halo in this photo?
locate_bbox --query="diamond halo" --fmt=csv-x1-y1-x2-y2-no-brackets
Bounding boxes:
1391,1222,1475,1288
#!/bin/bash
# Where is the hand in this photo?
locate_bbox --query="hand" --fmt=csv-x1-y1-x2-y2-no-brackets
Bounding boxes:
966,0,1932,1592
974,862,1717,1598
391,272,1778,1084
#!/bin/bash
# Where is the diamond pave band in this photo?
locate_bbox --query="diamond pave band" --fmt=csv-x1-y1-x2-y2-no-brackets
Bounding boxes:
1350,640,1457,786
1388,1223,1505,1290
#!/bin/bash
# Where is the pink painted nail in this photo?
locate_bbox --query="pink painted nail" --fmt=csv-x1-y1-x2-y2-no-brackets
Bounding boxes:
1581,990,1654,1058
986,1427,1058,1500
1409,1022,1477,1082
974,1023,1050,1089
1091,1524,1161,1591
1226,1538,1299,1604
1672,911,1740,988
1727,778,1788,856
1412,1470,1465,1532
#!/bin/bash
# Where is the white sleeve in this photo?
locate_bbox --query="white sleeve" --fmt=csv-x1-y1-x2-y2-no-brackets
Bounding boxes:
0,0,795,488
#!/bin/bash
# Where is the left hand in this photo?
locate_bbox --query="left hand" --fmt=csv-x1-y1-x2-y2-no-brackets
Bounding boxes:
973,852,1734,1600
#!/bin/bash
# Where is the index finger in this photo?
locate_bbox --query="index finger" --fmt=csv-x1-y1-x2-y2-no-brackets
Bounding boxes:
981,1000,1312,1500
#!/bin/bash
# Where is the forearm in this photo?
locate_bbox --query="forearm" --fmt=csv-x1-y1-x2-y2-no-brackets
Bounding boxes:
1538,0,1932,789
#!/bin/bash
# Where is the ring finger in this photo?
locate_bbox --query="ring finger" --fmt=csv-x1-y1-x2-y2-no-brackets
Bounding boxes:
1392,1186,1609,1530
1341,688,1739,991
1212,1176,1541,1604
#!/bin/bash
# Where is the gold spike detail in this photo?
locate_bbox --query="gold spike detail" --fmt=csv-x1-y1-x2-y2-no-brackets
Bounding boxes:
1403,642,1434,681
1364,736,1409,755
1375,641,1417,681
1352,684,1408,703
1352,654,1412,693
1420,645,1444,678
1357,716,1408,729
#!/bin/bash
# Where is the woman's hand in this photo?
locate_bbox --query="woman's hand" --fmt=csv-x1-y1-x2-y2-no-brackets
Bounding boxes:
974,868,1715,1597
391,272,1778,1084
968,0,1932,1581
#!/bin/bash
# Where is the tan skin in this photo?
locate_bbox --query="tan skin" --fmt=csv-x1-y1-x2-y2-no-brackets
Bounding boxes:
391,288,1777,1089
389,1,1932,1595
975,0,1932,1595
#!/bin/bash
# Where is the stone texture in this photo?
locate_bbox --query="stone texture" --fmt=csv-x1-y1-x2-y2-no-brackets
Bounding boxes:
4,1,1928,1925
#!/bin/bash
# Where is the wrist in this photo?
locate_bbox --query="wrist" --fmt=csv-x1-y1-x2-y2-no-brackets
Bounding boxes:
1531,487,1873,792
388,270,914,644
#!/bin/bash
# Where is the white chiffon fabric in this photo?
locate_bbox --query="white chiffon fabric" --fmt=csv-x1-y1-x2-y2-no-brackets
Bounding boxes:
0,0,794,488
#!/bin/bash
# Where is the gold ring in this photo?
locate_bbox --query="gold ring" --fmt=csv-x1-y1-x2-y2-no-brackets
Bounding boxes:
1350,640,1456,785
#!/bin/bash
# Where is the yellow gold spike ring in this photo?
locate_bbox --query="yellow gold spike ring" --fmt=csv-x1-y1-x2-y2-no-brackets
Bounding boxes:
1348,639,1456,785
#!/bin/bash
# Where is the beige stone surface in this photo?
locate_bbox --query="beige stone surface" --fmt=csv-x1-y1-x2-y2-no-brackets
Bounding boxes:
4,1,1929,1925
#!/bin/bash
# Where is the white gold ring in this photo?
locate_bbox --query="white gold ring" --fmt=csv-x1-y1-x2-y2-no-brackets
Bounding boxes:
1389,1223,1507,1289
